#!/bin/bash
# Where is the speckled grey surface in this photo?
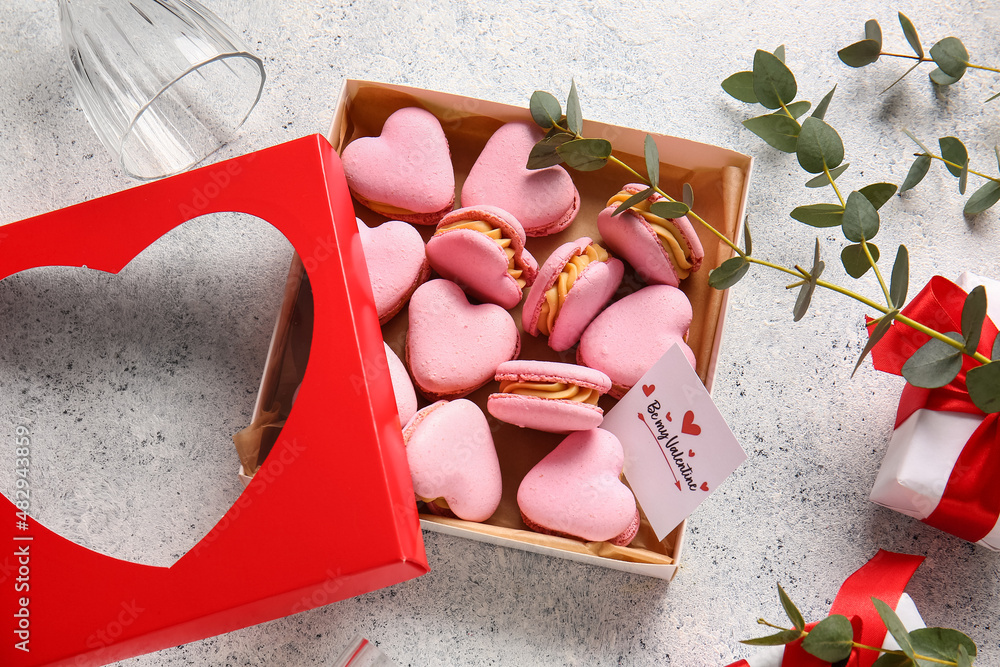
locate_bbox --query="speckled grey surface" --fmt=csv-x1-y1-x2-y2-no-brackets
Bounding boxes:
2,1,1000,665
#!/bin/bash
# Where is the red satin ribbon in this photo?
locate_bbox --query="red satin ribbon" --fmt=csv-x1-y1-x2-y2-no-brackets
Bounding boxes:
780,551,924,667
869,276,1000,542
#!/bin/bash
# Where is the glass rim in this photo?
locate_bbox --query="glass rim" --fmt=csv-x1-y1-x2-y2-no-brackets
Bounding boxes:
120,50,266,180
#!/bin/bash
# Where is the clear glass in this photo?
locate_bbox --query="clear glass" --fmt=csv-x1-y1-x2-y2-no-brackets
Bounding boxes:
58,0,266,180
331,636,399,667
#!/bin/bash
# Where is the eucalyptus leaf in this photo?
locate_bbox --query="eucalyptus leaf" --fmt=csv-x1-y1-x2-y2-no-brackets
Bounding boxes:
930,67,963,86
961,285,988,352
742,114,801,153
778,584,805,631
903,128,930,153
650,201,691,218
995,146,1000,172
526,133,574,169
841,243,880,279
556,138,612,171
566,80,583,135
741,629,802,647
709,256,750,290
839,39,881,68
854,310,898,377
900,155,932,193
965,371,1000,416
865,19,883,46
753,49,798,110
783,101,812,119
901,333,965,389
930,37,969,79
794,239,824,322
957,644,973,667
722,71,759,103
959,160,969,195
908,628,978,663
899,13,923,58
530,91,562,129
806,163,850,188
644,135,660,186
812,85,836,120
612,187,655,216
683,183,695,209
966,362,1000,413
890,245,909,308
797,117,844,174
940,137,969,177
791,203,844,228
881,62,923,95
872,654,912,667
859,182,898,210
995,335,1000,361
842,191,880,242
987,90,1000,103
743,216,752,255
873,599,916,660
773,44,786,62
800,615,854,662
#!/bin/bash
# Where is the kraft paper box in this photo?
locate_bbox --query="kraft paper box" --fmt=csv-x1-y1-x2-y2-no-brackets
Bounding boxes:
239,81,753,580
870,272,1000,550
0,136,428,667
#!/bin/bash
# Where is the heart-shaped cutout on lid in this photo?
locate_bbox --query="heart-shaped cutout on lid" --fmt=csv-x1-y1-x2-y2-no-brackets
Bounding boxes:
342,107,455,224
0,136,428,666
406,279,520,400
0,212,292,568
461,121,580,236
517,428,638,544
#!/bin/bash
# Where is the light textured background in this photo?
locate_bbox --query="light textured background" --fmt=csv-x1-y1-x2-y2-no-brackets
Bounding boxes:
2,0,1000,665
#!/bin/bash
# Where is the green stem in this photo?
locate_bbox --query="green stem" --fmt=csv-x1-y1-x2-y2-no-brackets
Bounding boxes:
850,642,958,667
967,62,1000,75
823,162,846,207
926,152,1000,183
862,240,893,306
880,51,932,62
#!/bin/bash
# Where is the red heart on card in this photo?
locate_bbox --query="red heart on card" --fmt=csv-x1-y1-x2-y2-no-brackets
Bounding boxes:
642,384,656,396
682,410,702,436
700,482,709,492
0,137,428,667
688,449,696,457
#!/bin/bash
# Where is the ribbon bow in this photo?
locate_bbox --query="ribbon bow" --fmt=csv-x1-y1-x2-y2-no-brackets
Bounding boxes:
869,276,1000,542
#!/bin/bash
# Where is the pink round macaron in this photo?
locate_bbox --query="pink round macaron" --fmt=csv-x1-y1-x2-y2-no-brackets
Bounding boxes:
577,285,696,399
402,399,502,522
597,183,704,287
522,237,624,352
488,360,611,433
461,121,580,237
517,428,639,545
342,107,455,225
384,341,417,425
406,279,520,400
425,205,538,309
357,218,430,324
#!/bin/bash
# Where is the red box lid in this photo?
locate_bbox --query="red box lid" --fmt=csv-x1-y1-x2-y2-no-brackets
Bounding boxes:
0,135,428,667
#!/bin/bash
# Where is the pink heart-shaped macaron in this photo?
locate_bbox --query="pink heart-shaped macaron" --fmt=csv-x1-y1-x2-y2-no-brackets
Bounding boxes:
461,122,580,236
577,285,695,399
357,218,429,324
407,279,520,399
342,107,455,224
402,399,502,522
517,429,639,544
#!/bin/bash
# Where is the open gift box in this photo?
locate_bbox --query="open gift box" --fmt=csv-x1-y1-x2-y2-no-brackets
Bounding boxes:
235,81,753,579
0,136,427,667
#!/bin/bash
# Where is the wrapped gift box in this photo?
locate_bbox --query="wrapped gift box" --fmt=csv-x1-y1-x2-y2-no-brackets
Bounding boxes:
237,81,753,579
0,136,428,667
870,272,1000,549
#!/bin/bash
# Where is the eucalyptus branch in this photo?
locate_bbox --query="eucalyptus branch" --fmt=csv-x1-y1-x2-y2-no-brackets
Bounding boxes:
899,130,1000,215
743,585,978,666
839,12,1000,102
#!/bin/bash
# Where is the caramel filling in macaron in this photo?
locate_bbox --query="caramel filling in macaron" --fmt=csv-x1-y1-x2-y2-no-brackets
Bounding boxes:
536,243,610,336
436,220,525,287
498,380,601,404
606,191,694,278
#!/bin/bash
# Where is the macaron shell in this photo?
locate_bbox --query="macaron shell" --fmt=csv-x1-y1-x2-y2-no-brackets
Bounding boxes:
406,279,520,399
358,218,430,324
517,429,637,542
577,285,695,399
493,359,612,393
384,341,417,425
402,399,502,522
461,122,579,236
425,228,527,309
546,257,624,352
487,393,604,433
342,107,455,222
